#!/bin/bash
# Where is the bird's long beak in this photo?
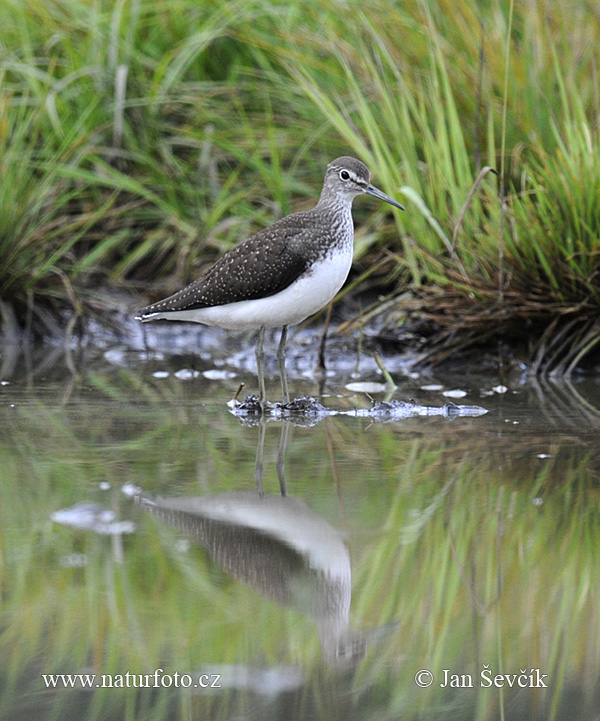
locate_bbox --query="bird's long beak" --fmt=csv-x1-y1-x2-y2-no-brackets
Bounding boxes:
365,183,405,210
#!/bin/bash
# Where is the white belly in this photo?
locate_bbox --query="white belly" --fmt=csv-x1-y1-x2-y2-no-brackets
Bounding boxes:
143,252,353,330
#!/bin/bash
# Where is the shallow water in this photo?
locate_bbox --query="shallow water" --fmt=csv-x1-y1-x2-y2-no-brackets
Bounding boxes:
2,345,600,721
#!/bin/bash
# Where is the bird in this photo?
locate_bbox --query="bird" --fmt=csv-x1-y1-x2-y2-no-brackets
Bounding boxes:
136,156,404,409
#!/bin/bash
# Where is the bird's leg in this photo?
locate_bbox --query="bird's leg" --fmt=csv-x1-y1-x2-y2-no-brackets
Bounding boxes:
276,421,290,496
277,325,290,405
254,418,266,496
255,326,266,412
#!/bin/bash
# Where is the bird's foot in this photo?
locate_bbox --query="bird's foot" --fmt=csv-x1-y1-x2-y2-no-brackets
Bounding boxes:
227,394,329,418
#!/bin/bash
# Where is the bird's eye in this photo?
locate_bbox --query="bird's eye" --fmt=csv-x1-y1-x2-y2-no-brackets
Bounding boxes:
339,170,350,181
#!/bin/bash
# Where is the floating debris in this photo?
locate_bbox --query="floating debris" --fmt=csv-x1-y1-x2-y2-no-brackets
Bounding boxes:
444,403,488,418
442,389,467,399
537,453,551,459
345,400,488,421
152,370,170,379
492,384,508,394
229,395,332,420
203,369,237,380
174,368,201,380
51,502,135,535
227,395,261,414
345,382,389,393
229,395,488,422
420,384,444,391
284,396,332,415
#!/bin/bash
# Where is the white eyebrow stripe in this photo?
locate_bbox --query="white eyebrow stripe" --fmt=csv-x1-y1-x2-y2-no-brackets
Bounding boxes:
350,172,367,186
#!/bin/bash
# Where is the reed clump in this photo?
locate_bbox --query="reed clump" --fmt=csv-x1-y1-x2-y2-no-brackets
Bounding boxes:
1,0,599,372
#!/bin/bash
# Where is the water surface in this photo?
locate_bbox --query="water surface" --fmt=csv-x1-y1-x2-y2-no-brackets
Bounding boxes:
1,351,600,721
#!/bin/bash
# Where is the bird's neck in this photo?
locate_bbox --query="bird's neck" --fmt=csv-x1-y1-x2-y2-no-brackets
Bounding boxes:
312,192,355,250
315,190,354,217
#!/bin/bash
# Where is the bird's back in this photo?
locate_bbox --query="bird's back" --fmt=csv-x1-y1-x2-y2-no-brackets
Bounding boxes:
136,203,354,319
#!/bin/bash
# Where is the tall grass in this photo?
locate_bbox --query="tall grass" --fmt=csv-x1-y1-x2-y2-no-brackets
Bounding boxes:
1,0,599,368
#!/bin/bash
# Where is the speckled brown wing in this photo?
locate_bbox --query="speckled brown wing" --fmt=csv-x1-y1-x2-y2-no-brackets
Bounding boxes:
137,213,316,316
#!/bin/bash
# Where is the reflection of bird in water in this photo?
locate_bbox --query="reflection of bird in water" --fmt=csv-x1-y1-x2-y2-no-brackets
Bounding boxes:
144,419,397,667
145,491,365,667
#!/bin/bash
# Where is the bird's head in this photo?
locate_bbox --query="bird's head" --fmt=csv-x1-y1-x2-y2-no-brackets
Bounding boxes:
322,156,405,210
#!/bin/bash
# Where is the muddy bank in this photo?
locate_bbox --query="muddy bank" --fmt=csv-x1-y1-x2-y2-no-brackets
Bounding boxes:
1,286,599,382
